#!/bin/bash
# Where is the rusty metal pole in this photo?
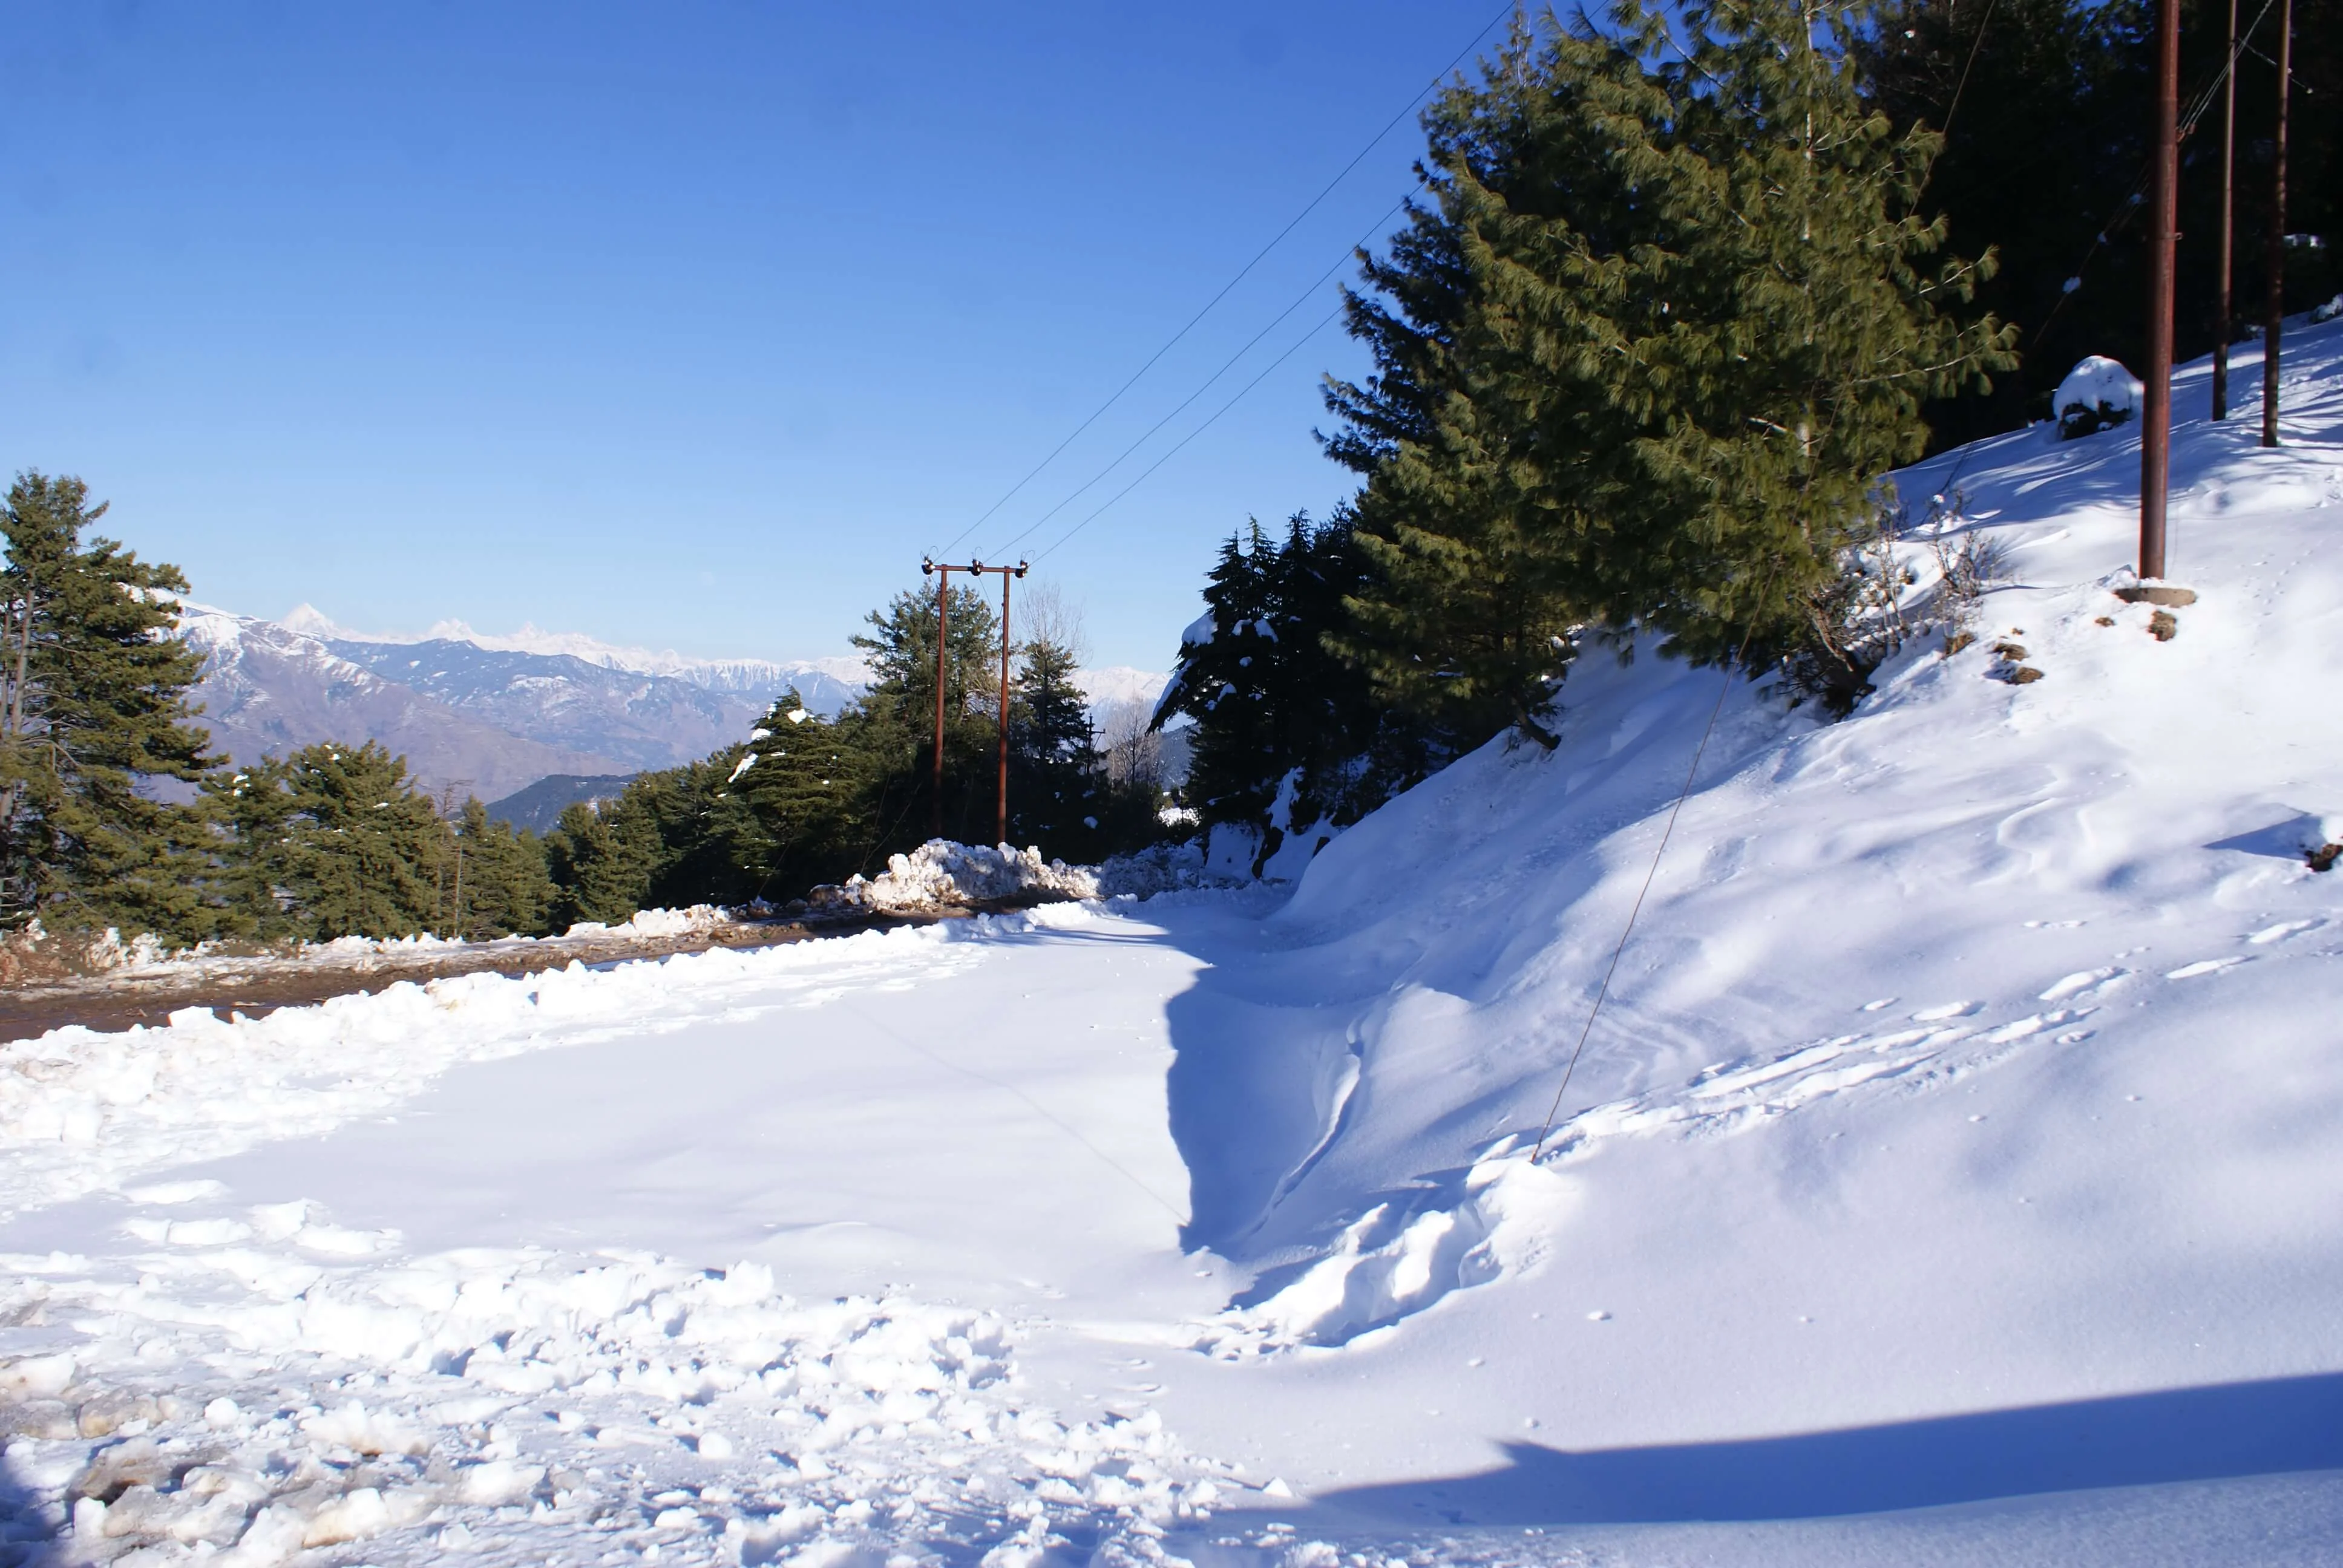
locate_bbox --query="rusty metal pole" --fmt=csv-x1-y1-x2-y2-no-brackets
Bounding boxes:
2263,0,2292,448
922,559,950,840
989,562,1027,849
2213,0,2237,420
2140,0,2180,581
996,570,1012,848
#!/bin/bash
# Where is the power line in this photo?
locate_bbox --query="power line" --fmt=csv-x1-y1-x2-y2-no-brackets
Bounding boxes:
1032,304,1348,564
1529,558,1781,1166
932,0,1516,559
988,194,1411,560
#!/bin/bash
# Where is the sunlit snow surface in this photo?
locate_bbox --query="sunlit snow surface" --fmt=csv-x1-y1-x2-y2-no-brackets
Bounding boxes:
7,320,2343,1566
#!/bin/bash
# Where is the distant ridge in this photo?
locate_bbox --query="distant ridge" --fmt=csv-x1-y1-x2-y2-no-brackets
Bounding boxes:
189,604,1170,806
485,773,638,835
277,603,870,702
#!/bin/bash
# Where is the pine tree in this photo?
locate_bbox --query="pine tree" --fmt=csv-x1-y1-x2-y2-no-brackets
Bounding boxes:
726,696,883,901
1008,634,1111,856
1153,515,1434,872
544,794,660,928
210,742,451,940
1328,2,2017,737
450,799,554,938
0,473,223,941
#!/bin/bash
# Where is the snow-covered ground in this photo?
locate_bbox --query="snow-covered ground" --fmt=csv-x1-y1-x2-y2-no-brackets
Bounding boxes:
5,319,2343,1568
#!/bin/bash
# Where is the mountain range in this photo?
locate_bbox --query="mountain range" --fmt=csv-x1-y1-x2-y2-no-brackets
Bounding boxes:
177,605,1166,810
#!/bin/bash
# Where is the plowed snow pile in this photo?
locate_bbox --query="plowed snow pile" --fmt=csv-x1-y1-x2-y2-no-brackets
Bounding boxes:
2,322,2341,1568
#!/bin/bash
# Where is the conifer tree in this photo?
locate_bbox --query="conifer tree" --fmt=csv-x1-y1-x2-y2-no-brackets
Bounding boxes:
726,696,880,901
1008,634,1113,856
1328,1,2017,736
544,794,660,928
0,473,223,941
1154,515,1434,872
209,742,450,940
450,799,554,938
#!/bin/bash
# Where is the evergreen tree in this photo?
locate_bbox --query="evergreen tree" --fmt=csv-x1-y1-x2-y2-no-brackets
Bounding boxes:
450,799,554,938
726,696,884,901
209,742,450,940
1008,633,1146,860
1154,515,1434,872
848,581,1004,846
0,473,223,941
1328,1,2017,736
1855,0,2338,446
544,794,660,928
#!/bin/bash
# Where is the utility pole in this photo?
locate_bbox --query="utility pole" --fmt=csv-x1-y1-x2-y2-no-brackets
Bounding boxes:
922,558,1026,844
2263,0,2293,448
2140,0,2180,581
921,558,966,840
991,561,1027,849
2213,0,2238,420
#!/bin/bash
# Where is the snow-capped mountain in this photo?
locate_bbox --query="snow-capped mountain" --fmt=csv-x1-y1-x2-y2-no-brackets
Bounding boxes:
180,606,625,802
278,604,870,708
181,607,863,802
184,604,1170,805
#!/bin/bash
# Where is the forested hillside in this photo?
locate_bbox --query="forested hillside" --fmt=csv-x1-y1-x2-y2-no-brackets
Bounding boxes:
1155,0,2337,871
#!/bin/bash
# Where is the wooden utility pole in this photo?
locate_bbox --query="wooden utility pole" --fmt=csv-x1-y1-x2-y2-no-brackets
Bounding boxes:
2263,0,2293,448
921,559,964,839
2140,0,2180,581
923,558,1026,844
2213,0,2238,420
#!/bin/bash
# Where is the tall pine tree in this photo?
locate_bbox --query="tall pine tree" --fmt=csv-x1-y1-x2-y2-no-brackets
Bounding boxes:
0,473,222,941
1328,1,2017,739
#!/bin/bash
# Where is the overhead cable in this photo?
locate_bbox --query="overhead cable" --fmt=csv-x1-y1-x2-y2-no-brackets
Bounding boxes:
932,0,1517,558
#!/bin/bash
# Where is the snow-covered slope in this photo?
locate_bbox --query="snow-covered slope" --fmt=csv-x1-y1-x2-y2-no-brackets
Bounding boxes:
1141,315,2343,1546
7,321,2340,1567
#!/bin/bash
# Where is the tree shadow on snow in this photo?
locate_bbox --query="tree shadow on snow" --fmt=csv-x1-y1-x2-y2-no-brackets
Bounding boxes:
0,1448,57,1564
2207,812,2327,863
1293,1371,2343,1525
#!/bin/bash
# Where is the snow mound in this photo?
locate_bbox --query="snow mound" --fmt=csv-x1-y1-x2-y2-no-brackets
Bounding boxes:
0,921,997,1221
1210,1152,1573,1351
805,841,1099,916
560,904,727,941
2054,353,2143,437
0,1232,1227,1564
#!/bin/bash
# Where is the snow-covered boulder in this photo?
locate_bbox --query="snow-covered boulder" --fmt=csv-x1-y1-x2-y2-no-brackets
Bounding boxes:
2054,354,2143,439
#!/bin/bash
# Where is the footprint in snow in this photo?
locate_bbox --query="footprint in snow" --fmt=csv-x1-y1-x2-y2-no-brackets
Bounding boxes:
2166,956,2252,980
2247,918,2324,946
2039,967,2128,1002
1909,1002,1981,1022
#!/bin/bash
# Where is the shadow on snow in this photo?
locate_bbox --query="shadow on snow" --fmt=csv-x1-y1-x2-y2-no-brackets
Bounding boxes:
1297,1371,2343,1525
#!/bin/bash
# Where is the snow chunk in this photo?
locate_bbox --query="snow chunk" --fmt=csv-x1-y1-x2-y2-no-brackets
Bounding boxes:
805,841,1098,916
2054,355,2143,438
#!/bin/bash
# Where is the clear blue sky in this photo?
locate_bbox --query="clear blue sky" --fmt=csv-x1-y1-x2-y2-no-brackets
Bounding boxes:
2,1,1504,671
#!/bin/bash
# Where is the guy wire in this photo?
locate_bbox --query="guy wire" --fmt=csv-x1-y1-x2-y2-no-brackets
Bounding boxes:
1529,556,1781,1164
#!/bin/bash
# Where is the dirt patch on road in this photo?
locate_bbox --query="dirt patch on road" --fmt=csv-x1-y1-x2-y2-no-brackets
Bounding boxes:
0,912,965,1043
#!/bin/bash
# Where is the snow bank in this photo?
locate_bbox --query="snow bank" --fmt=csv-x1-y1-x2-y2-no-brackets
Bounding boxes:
0,1232,1226,1565
804,841,1099,915
0,921,998,1221
1182,314,2343,1376
2,906,742,1002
